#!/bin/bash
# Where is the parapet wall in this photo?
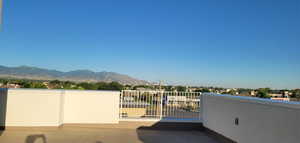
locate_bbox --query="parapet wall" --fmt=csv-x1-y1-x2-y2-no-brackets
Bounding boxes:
202,94,300,143
0,89,120,127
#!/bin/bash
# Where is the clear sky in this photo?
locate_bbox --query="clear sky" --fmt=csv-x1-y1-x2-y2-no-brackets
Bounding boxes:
0,0,299,89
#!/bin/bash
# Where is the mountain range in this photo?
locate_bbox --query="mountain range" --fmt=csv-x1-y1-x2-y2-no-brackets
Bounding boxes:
0,65,149,85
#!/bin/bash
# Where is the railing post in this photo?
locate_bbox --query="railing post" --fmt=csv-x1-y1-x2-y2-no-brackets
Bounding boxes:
160,91,163,119
200,93,204,121
119,90,123,119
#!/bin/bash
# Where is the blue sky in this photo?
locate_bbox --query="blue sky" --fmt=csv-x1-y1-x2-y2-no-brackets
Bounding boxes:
0,0,299,89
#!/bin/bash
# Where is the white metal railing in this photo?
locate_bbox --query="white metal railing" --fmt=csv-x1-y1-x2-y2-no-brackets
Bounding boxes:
120,90,201,121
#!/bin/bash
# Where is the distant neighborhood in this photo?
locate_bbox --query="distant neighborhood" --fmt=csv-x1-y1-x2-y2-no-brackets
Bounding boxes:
1,78,299,102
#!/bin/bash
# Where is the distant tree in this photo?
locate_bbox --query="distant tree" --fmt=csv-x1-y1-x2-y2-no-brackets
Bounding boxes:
237,88,251,94
195,88,210,93
48,80,63,89
226,90,237,95
61,81,76,89
21,81,47,89
163,86,174,91
108,82,124,90
96,82,124,90
133,85,153,90
22,82,32,88
292,89,300,99
32,83,47,89
2,80,9,85
50,80,61,85
78,82,98,90
176,86,187,92
257,88,271,98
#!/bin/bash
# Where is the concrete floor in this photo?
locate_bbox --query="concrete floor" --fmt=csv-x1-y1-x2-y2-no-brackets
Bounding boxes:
0,123,222,143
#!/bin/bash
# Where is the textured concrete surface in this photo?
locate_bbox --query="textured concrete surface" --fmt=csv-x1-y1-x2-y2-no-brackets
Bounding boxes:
0,126,222,143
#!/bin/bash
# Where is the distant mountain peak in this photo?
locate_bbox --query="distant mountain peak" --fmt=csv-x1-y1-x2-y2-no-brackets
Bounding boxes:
0,65,149,85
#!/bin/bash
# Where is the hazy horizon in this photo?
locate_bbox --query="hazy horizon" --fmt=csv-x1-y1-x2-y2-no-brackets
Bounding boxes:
0,0,299,89
0,64,297,90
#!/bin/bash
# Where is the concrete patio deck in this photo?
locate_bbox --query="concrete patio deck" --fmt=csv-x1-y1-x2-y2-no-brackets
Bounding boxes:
0,122,224,143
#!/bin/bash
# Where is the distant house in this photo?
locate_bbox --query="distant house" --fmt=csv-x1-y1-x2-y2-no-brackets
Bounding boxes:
5,84,21,88
270,93,290,101
250,90,256,96
166,96,200,107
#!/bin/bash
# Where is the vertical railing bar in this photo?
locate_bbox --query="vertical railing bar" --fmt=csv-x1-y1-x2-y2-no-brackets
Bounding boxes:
191,92,193,119
154,92,156,118
126,91,127,117
183,92,185,119
189,92,191,119
152,92,154,118
193,92,195,119
166,91,168,118
127,91,130,118
186,92,188,119
138,90,140,118
134,91,136,118
157,92,159,118
126,92,131,117
170,92,175,118
160,91,163,119
123,91,126,117
131,91,133,118
181,92,183,119
176,92,178,119
150,92,152,118
150,92,153,118
120,90,123,118
147,92,150,117
174,92,178,118
170,91,172,118
147,92,149,117
156,92,158,118
144,91,147,115
195,92,197,119
151,92,153,118
198,92,200,120
162,91,164,118
134,90,137,118
155,92,157,118
180,92,182,119
199,92,201,120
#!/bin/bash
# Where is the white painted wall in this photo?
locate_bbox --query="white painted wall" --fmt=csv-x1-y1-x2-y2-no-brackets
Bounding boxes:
0,89,120,127
5,89,63,126
202,94,300,143
63,90,119,124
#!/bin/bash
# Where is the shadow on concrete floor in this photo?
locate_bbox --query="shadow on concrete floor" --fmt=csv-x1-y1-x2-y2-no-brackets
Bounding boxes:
25,134,47,143
136,122,211,143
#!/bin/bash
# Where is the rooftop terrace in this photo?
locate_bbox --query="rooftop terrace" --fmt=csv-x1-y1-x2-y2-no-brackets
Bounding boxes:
0,88,299,143
0,122,227,143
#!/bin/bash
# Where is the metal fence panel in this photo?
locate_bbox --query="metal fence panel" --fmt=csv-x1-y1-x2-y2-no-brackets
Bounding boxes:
120,90,201,121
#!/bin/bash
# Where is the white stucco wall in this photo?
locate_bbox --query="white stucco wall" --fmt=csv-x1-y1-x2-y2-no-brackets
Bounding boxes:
5,89,63,126
63,90,119,124
202,94,300,143
0,89,120,127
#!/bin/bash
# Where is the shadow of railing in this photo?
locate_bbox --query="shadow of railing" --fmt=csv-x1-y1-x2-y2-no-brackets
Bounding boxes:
136,121,204,143
0,88,8,136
